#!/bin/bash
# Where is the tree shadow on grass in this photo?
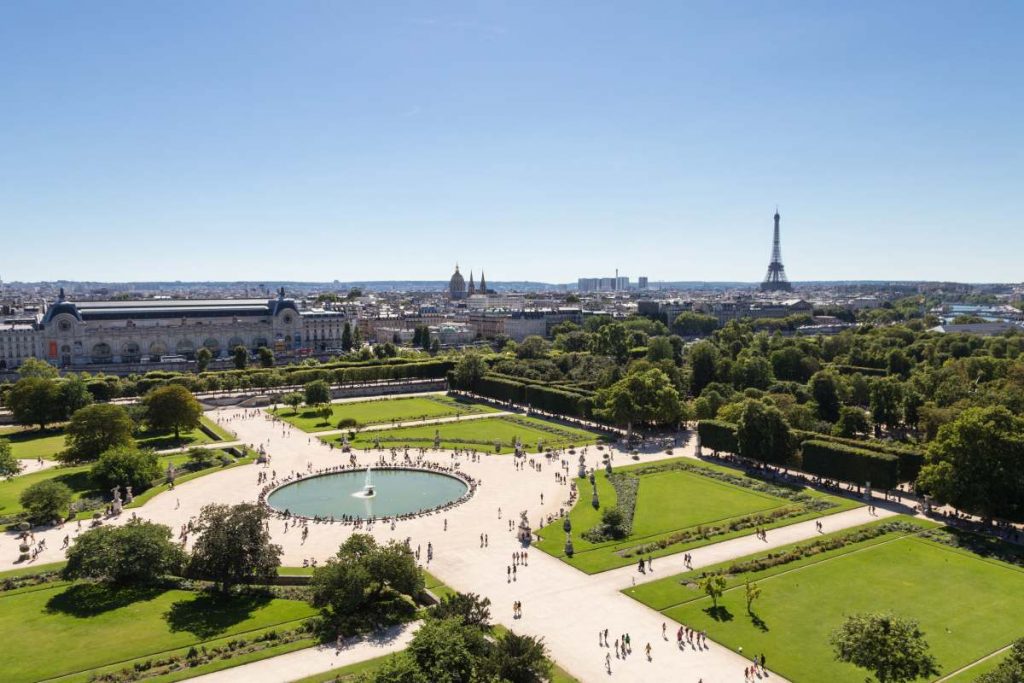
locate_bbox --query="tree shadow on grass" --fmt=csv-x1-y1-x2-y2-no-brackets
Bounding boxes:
164,592,273,639
45,583,165,618
704,605,734,622
749,611,770,632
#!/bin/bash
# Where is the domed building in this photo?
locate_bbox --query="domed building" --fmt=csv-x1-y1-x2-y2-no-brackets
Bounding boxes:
449,265,467,300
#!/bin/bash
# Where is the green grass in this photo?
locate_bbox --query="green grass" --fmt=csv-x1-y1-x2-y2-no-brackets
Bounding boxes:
626,520,1024,683
1,427,69,460
0,415,234,464
273,395,499,433
535,458,857,573
0,449,246,520
0,561,66,580
0,582,316,683
323,414,601,454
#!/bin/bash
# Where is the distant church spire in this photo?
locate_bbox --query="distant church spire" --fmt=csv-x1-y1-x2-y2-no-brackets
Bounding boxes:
479,271,487,294
468,271,476,295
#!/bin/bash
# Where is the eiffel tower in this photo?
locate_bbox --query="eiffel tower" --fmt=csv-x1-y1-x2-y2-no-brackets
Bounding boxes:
760,208,793,292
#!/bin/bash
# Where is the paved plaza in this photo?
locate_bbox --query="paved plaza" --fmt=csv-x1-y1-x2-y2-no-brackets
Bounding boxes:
0,397,910,682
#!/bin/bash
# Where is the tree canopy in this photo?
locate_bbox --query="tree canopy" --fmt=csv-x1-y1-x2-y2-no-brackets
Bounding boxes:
187,503,281,590
143,384,202,439
830,612,939,683
63,519,185,584
62,403,135,463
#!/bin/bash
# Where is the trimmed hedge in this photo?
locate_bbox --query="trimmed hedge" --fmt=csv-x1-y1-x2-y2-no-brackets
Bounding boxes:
467,373,594,419
792,430,924,482
801,439,899,489
697,420,738,454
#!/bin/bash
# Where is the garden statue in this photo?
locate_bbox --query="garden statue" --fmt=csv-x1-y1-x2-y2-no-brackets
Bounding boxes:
517,510,532,545
578,453,587,479
434,430,441,449
695,431,702,457
125,486,134,503
166,462,176,485
111,486,123,515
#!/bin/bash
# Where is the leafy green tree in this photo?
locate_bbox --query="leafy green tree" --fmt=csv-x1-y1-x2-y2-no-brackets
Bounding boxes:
20,479,72,524
429,337,440,353
405,617,486,683
188,503,282,591
196,346,213,372
0,439,22,479
4,377,62,429
687,341,720,396
431,592,492,629
699,574,727,609
58,374,93,417
282,391,304,414
421,327,432,351
833,406,870,438
673,312,719,336
373,652,428,683
731,354,775,390
830,613,939,683
595,367,682,439
63,519,185,584
593,322,630,363
452,353,486,390
516,336,549,360
599,506,627,539
646,336,675,363
231,345,248,370
90,445,161,491
977,638,1024,683
304,379,331,406
257,346,275,367
917,406,1024,522
870,377,904,430
311,534,424,634
483,631,552,683
736,399,795,466
810,371,842,422
143,384,202,439
341,322,353,351
771,346,812,382
17,357,59,379
554,330,591,353
744,579,762,614
61,403,134,463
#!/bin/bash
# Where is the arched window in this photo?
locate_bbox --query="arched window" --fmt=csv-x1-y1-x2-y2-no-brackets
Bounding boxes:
91,343,113,364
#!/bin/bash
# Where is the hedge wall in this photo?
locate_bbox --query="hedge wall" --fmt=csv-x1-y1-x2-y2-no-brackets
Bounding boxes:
801,440,899,489
467,374,593,419
697,420,738,454
792,430,923,482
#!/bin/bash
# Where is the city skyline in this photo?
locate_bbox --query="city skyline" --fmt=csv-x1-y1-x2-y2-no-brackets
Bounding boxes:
2,2,1022,283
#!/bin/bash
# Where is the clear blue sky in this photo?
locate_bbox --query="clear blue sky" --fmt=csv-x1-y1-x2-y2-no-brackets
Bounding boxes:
1,1,1021,284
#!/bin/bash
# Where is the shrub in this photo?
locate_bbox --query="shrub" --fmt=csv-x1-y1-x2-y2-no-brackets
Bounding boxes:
801,440,899,489
20,480,73,524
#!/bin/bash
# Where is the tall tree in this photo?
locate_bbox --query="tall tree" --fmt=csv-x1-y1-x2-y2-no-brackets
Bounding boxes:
257,346,275,367
870,377,904,431
90,445,161,491
595,367,682,439
917,406,1024,522
810,371,842,422
483,631,552,683
63,520,185,584
4,377,62,429
453,353,486,390
0,439,22,479
188,503,282,591
736,399,795,466
687,341,720,396
196,346,213,372
17,357,59,379
62,403,135,462
231,345,248,370
58,374,94,418
20,479,72,524
304,379,331,406
830,613,939,683
341,322,353,351
143,384,202,439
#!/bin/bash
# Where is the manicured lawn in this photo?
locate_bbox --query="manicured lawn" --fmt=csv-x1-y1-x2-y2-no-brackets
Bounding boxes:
627,520,1024,683
1,414,233,462
535,458,857,573
323,414,601,454
272,395,499,433
0,427,68,460
0,582,316,683
0,449,245,519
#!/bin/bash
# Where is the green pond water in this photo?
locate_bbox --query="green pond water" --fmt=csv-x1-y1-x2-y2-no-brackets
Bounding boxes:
267,469,468,519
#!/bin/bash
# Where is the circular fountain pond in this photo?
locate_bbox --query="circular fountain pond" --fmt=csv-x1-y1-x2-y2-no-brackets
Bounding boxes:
266,468,470,519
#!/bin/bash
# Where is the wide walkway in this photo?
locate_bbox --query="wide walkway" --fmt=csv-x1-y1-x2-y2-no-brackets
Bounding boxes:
1,405,905,683
191,622,417,683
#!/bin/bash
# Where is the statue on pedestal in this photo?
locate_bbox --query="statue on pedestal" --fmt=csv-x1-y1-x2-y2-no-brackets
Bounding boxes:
166,462,176,485
578,454,587,479
434,430,441,449
111,486,123,515
125,486,134,504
